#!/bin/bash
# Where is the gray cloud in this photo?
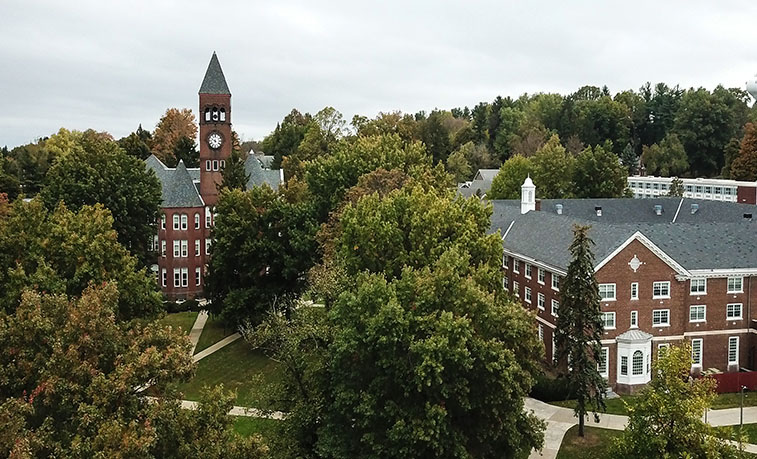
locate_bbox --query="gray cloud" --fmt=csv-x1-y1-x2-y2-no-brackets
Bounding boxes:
1,0,756,148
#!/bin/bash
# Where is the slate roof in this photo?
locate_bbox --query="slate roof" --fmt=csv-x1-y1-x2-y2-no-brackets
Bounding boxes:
199,52,231,95
457,169,499,198
145,155,205,208
616,329,653,342
474,169,499,181
489,199,757,273
244,154,282,191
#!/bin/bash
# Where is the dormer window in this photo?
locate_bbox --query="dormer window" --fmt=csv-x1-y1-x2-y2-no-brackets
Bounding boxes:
220,108,226,121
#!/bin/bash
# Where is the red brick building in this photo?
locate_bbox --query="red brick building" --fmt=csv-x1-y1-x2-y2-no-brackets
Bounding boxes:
146,53,282,300
494,179,757,393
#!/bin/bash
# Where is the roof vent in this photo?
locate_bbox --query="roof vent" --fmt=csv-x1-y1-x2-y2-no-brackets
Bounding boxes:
745,213,753,221
691,203,699,214
654,204,663,216
595,206,602,217
556,204,563,215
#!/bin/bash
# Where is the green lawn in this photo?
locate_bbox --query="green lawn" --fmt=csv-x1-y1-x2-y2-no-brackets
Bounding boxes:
556,425,622,459
550,396,634,416
233,416,281,439
195,315,236,353
178,338,283,408
715,423,757,444
711,392,757,410
157,311,198,335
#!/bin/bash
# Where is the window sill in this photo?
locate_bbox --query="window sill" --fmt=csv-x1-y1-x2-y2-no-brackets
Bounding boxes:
601,298,617,302
552,287,559,292
728,291,744,295
652,324,670,328
690,292,707,296
537,281,545,285
727,317,743,321
652,296,671,300
689,319,706,323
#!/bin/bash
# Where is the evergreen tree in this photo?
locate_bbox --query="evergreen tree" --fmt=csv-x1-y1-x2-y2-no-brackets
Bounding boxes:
620,143,638,175
171,135,199,168
220,149,250,191
668,177,684,197
554,224,606,437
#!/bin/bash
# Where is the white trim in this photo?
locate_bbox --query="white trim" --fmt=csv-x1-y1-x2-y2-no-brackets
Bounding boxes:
727,277,744,294
652,308,670,327
726,303,743,320
690,278,707,296
502,248,567,276
671,197,684,223
599,283,617,301
689,305,706,323
602,312,617,330
652,281,671,299
728,336,739,364
600,338,615,345
535,315,556,329
688,268,757,278
502,220,515,240
691,338,703,367
684,329,749,337
594,231,689,277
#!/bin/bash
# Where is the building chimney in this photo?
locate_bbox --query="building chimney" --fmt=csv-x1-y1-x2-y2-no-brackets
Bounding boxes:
691,203,699,214
556,203,563,215
535,199,541,211
595,206,602,217
654,204,663,216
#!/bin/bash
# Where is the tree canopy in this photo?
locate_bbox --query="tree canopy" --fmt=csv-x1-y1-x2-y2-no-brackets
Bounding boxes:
150,108,198,166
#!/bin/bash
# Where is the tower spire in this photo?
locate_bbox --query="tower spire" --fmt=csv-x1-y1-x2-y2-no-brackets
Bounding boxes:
199,52,230,95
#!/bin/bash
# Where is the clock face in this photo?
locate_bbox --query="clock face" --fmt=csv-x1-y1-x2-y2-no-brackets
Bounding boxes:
208,132,223,149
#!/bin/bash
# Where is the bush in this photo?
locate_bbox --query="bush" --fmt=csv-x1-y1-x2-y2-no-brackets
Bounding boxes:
530,373,576,402
163,299,200,313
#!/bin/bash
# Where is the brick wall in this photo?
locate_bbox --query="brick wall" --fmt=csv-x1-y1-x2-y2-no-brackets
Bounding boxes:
157,206,208,300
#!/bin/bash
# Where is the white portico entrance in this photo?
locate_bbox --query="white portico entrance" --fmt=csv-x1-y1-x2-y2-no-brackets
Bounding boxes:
616,329,652,392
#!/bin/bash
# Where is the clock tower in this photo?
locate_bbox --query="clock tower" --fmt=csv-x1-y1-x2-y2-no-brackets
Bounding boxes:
198,52,232,206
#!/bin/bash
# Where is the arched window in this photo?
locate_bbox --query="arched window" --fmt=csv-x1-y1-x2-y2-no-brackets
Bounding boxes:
220,108,226,121
212,108,219,121
180,214,188,230
632,350,643,376
204,108,211,122
194,213,200,229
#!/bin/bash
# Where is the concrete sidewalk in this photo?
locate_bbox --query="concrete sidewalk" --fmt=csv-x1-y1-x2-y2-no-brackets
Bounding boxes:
192,333,241,362
188,310,209,355
179,399,286,420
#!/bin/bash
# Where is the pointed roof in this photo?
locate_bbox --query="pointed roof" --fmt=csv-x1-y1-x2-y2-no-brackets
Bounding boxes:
244,153,283,191
199,52,230,95
144,156,204,208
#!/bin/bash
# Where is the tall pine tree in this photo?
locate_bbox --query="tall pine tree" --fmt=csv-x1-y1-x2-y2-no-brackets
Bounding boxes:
554,224,606,437
220,149,250,191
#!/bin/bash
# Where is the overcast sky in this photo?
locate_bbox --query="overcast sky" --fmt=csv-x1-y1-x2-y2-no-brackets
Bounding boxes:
1,0,756,148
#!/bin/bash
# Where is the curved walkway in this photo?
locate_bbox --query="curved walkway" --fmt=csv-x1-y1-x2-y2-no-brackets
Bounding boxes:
526,397,757,458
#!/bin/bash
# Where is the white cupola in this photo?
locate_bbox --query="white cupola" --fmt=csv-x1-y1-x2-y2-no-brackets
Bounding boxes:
521,175,535,214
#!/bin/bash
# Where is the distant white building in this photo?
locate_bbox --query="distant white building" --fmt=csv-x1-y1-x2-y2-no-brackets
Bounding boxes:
628,175,757,204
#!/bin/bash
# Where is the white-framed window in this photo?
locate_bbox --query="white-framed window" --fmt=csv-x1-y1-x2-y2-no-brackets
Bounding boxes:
552,274,560,291
630,310,638,328
551,299,559,317
525,264,532,279
196,267,202,286
220,159,226,169
173,214,180,230
195,239,200,257
161,240,166,257
173,268,181,288
205,238,212,255
538,323,544,342
502,254,508,269
161,269,167,287
620,355,628,375
206,160,211,171
180,214,187,230
502,276,508,291
632,350,644,376
630,282,638,300
692,338,703,367
652,281,670,299
173,240,180,258
728,277,743,293
537,293,545,310
689,305,706,322
180,240,188,257
538,268,545,284
525,287,532,303
195,213,200,229
599,283,616,301
598,347,609,378
602,312,616,330
181,267,188,287
205,207,212,228
150,235,158,252
513,259,520,274
729,336,739,364
690,278,707,295
213,160,219,171
726,303,743,320
161,214,166,230
513,281,520,298
652,309,670,326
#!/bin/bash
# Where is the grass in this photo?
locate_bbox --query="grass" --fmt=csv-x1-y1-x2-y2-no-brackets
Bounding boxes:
178,338,283,408
711,392,757,410
195,315,236,353
157,311,198,335
233,416,281,439
550,396,634,416
715,423,757,444
556,425,622,459
550,391,757,416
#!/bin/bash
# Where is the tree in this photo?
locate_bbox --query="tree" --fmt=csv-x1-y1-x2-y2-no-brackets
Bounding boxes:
118,124,152,159
40,129,162,265
171,135,199,168
445,148,472,182
668,177,684,197
640,134,689,177
206,186,319,325
572,145,628,198
0,284,266,458
531,134,575,198
721,137,742,178
487,155,532,199
0,199,161,319
729,123,757,181
554,224,606,437
455,141,499,175
151,108,198,166
420,110,452,164
612,343,738,458
5,138,55,195
261,109,312,169
220,148,250,191
267,186,545,457
620,143,638,175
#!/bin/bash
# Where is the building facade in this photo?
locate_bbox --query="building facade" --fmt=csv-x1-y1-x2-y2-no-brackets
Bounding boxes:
628,175,757,204
146,53,281,300
495,181,757,393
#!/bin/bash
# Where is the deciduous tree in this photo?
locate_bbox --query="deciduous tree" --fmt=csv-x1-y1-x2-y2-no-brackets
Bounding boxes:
151,108,198,166
572,145,627,198
446,148,472,182
220,148,250,191
488,155,532,199
729,123,757,181
531,134,575,198
640,134,689,177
